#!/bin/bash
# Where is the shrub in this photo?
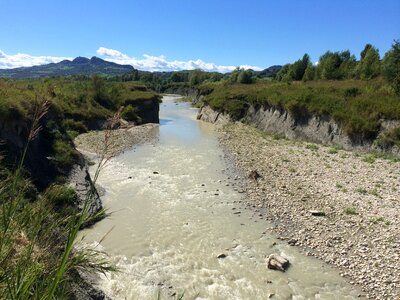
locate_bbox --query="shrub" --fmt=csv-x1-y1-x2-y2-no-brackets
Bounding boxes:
344,207,358,215
62,119,88,133
121,105,138,121
375,126,400,148
344,87,361,98
52,139,80,170
45,184,77,207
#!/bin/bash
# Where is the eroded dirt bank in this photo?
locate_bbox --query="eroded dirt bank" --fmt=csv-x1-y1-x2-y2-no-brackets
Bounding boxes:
217,123,400,299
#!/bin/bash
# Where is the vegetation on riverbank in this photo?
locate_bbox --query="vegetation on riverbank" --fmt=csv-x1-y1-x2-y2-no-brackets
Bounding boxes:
0,76,159,298
0,76,159,172
0,101,122,298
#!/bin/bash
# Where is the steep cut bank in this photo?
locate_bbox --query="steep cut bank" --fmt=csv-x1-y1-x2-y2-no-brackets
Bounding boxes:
197,104,400,155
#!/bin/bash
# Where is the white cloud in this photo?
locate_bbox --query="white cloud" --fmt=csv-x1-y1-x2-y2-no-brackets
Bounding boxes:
96,47,262,73
0,50,71,69
0,48,262,73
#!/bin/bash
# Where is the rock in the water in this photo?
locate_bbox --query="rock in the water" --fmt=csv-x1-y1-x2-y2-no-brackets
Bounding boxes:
266,254,290,272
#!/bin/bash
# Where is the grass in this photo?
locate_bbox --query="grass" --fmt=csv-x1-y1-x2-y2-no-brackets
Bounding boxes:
362,155,376,164
356,188,368,194
368,188,381,198
344,207,358,215
305,143,319,151
370,216,385,224
328,148,338,154
336,183,343,189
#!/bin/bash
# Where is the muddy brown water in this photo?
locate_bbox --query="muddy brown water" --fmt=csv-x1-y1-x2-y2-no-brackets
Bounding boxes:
81,95,361,299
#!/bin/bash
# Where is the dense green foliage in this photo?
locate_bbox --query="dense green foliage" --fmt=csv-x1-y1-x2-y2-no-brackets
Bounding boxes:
382,40,400,95
275,41,400,86
110,66,281,93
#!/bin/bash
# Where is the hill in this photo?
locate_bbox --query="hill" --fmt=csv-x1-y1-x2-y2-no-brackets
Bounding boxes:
0,56,134,78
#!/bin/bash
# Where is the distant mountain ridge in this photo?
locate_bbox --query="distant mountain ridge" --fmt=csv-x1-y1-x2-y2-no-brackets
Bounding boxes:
0,56,282,79
0,56,134,78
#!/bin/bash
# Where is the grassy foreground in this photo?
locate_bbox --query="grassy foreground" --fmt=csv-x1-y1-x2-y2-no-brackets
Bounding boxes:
0,76,159,298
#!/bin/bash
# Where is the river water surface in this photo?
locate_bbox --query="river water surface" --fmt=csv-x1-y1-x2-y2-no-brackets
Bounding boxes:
82,95,360,299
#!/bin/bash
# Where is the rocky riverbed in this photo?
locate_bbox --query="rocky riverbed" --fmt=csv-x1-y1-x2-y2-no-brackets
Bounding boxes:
218,122,400,299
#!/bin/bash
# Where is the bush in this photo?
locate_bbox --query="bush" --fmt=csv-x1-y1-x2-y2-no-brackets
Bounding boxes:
45,184,77,207
62,119,88,133
237,70,253,84
52,139,80,170
121,105,138,121
344,87,361,98
375,127,400,148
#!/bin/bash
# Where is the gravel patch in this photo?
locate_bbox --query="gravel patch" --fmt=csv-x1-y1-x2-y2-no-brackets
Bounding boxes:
218,123,400,299
74,123,159,157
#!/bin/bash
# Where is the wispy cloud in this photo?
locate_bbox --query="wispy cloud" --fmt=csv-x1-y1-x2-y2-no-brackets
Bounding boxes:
0,50,71,69
0,48,262,73
97,47,262,72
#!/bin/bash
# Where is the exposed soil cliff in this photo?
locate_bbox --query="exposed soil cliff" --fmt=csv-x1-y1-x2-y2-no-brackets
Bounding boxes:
197,104,400,156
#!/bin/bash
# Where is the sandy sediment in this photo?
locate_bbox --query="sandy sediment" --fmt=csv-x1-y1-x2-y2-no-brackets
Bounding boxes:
74,123,159,157
218,122,400,299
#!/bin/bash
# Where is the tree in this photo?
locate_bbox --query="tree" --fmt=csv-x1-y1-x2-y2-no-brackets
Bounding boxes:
302,64,316,81
360,44,373,60
188,69,205,86
276,64,290,81
170,72,186,83
382,40,400,95
237,69,253,84
338,50,357,79
357,45,381,80
317,51,343,79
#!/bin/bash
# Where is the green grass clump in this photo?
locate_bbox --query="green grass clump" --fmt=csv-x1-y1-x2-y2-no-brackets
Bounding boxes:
356,188,368,194
375,127,400,148
370,216,385,224
305,143,319,151
362,154,376,164
344,207,358,215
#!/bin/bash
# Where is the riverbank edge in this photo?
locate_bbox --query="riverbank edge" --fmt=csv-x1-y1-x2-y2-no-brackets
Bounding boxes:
71,122,160,299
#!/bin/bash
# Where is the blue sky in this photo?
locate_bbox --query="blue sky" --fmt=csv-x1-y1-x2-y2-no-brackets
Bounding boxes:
0,0,399,71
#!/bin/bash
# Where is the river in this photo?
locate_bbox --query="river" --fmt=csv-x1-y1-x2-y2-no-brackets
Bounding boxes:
81,95,361,299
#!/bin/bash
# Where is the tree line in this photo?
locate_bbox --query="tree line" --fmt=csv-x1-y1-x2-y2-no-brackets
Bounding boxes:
109,40,400,95
276,40,400,94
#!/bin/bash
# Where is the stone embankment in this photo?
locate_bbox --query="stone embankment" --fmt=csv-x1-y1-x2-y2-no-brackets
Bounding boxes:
217,122,399,299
